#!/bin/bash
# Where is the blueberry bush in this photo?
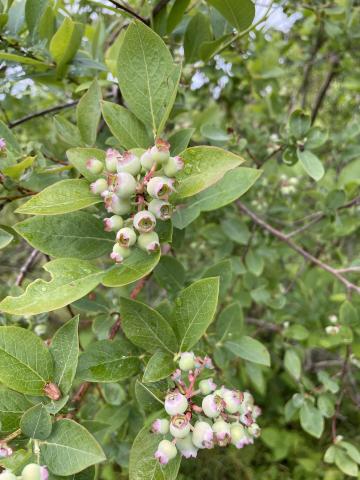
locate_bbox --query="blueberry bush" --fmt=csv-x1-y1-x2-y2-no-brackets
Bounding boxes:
0,1,359,479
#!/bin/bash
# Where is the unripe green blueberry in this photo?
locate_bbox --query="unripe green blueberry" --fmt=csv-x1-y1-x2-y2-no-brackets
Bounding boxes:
140,149,155,171
137,232,160,253
113,172,137,198
22,464,48,480
248,422,261,438
104,194,131,215
147,176,175,200
176,433,198,458
164,392,188,416
192,421,214,449
212,419,231,446
154,439,177,465
0,472,17,480
202,394,224,418
223,390,243,414
105,148,120,172
103,215,123,232
90,178,108,195
86,158,104,175
117,151,141,176
148,199,172,220
150,139,170,164
151,418,170,434
163,156,184,177
170,414,191,439
199,378,217,395
178,352,195,371
230,423,253,449
110,243,132,263
116,227,137,247
133,210,156,233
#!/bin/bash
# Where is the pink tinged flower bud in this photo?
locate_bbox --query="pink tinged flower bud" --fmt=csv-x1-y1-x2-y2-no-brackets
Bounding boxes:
154,439,177,465
252,405,262,420
163,156,184,177
151,418,170,435
248,423,261,438
199,378,217,395
43,382,61,400
223,390,243,414
150,138,170,164
202,394,225,418
240,412,254,427
110,243,132,263
176,433,198,459
242,391,254,407
140,149,155,171
104,194,131,215
105,148,120,172
170,414,191,439
137,232,160,253
230,424,253,449
133,210,156,233
117,151,141,176
164,392,188,416
21,464,49,480
171,368,182,381
116,227,137,247
179,352,195,371
0,471,17,480
212,419,231,447
0,138,6,151
192,421,214,449
0,447,12,458
90,178,108,195
103,215,123,232
148,199,172,220
86,158,104,175
203,356,214,369
113,172,137,198
146,176,175,200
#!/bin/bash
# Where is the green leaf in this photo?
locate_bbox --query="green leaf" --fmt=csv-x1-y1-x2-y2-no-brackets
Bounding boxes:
15,179,101,215
173,167,261,229
175,277,219,351
143,351,176,383
15,212,114,260
221,217,250,245
154,255,185,295
284,349,301,381
225,336,271,367
20,403,52,440
305,127,328,149
289,110,311,139
0,52,49,67
129,423,181,480
101,101,151,150
299,400,324,438
324,445,337,464
202,259,232,299
2,156,35,180
317,394,335,418
335,449,359,477
0,388,33,434
77,80,102,146
297,149,325,181
49,17,84,77
40,419,106,475
200,34,233,62
67,147,105,181
117,20,181,135
245,250,264,276
77,338,141,382
216,302,243,343
0,119,21,154
339,442,360,464
184,12,212,63
0,326,54,395
0,258,103,315
120,297,178,354
167,0,190,33
135,379,165,412
54,116,84,147
25,0,47,34
50,316,79,395
175,147,245,199
102,248,160,287
0,227,13,249
206,0,255,31
168,128,194,156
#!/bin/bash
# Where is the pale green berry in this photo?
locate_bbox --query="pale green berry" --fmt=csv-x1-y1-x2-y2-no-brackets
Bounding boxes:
140,149,155,171
150,139,170,164
179,352,195,371
192,421,214,449
248,422,261,438
86,158,104,175
116,227,137,247
199,378,217,395
148,199,172,220
103,215,123,232
151,418,170,434
170,414,191,439
137,232,160,253
202,394,224,418
90,178,107,195
223,390,243,414
230,423,253,449
22,464,48,480
164,392,188,416
133,210,156,233
176,433,198,458
147,176,175,199
117,152,141,176
105,148,120,172
113,172,137,198
154,439,177,465
163,156,184,177
104,194,131,215
110,243,131,263
212,419,231,446
0,472,17,480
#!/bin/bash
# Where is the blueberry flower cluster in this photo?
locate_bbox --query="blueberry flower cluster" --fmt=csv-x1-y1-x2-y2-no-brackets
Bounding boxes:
151,353,262,465
0,464,48,480
86,139,184,263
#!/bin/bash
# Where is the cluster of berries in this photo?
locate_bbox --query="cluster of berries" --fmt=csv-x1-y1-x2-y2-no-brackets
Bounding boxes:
86,139,184,263
151,352,261,465
0,463,48,480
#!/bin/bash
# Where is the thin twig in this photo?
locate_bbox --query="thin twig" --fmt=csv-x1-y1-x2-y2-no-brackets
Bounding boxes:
15,249,40,286
331,346,351,442
152,0,171,17
311,54,340,124
106,0,148,24
237,201,360,295
9,100,79,128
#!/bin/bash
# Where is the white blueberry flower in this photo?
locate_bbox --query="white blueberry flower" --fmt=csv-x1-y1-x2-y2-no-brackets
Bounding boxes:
328,315,338,324
90,178,107,195
147,176,175,199
86,158,103,175
103,215,123,232
164,392,188,416
138,232,160,253
117,151,141,176
0,471,17,480
176,433,198,458
110,243,131,263
0,447,12,458
253,0,302,34
212,419,231,446
192,421,214,449
325,325,340,335
179,352,195,371
190,71,209,91
252,405,262,420
148,199,172,220
170,414,191,439
248,422,261,438
105,148,120,172
202,394,225,418
151,418,170,435
116,227,137,248
133,210,156,233
199,378,217,395
154,439,177,465
163,156,184,177
231,424,253,449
